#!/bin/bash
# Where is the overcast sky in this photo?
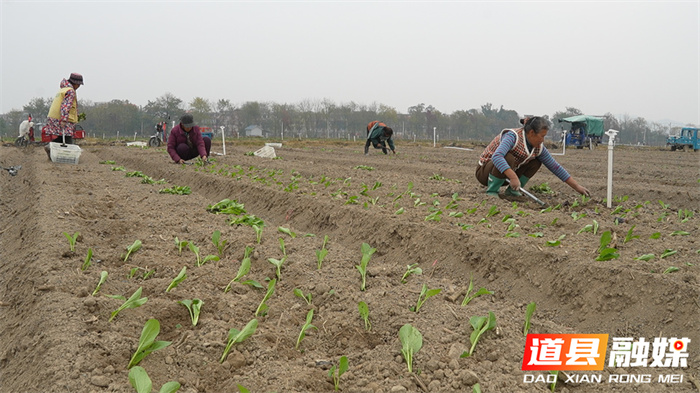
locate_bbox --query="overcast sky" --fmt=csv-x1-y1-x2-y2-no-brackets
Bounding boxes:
1,1,698,125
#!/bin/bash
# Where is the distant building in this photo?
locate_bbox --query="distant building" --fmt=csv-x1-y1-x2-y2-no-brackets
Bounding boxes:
245,125,264,137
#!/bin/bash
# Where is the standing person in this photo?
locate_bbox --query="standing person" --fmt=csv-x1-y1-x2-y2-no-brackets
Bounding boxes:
475,116,590,197
161,121,167,142
365,120,396,155
167,114,211,164
43,73,83,156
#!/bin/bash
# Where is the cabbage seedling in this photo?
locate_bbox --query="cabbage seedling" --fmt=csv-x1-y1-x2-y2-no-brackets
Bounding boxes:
174,237,188,256
401,263,422,284
166,266,187,292
279,238,287,256
255,279,276,317
211,230,228,257
178,299,203,326
296,309,317,350
128,366,180,393
224,246,253,292
411,284,442,312
124,240,142,262
63,231,79,252
399,324,422,373
358,301,371,331
634,253,655,261
660,249,677,259
81,248,93,271
463,311,497,356
110,287,148,322
128,318,172,369
356,243,376,291
623,225,639,243
268,257,287,281
315,247,328,270
328,356,348,391
252,225,263,244
220,318,258,363
293,288,312,305
523,302,536,336
663,266,679,274
92,271,108,296
461,276,493,306
278,226,297,238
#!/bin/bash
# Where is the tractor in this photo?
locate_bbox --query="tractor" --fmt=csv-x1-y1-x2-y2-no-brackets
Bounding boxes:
557,115,605,149
666,127,699,151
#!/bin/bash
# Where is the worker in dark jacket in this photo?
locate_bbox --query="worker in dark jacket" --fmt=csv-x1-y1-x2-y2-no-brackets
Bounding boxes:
167,114,211,164
365,121,396,155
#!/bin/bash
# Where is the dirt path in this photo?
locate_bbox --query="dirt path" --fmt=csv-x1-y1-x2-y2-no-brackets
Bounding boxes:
0,141,698,393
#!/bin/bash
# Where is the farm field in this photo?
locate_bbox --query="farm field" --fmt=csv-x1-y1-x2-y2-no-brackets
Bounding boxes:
0,139,698,393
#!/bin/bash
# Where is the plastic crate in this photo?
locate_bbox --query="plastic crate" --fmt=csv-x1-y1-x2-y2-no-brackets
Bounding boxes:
49,142,82,164
253,145,276,158
202,132,214,139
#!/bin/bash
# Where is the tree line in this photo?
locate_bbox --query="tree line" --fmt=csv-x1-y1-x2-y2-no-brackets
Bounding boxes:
1,94,693,146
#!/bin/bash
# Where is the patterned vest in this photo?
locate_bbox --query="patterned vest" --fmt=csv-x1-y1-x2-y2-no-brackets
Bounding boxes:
48,87,78,123
479,128,542,169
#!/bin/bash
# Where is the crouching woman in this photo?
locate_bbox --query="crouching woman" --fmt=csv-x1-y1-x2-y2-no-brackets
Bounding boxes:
475,116,590,198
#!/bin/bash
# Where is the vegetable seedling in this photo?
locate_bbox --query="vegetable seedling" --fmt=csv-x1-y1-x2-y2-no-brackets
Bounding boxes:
268,257,287,281
399,324,423,373
411,284,442,312
211,230,228,257
401,263,422,284
328,356,349,391
461,276,493,306
358,301,371,331
124,240,142,262
523,302,536,336
207,199,246,215
296,309,317,350
92,271,108,296
623,225,639,243
293,288,312,305
316,247,328,270
255,279,276,317
634,254,655,261
63,231,79,252
660,249,677,259
663,266,679,274
178,299,203,326
463,311,497,356
158,185,191,195
278,226,297,238
128,319,172,369
166,266,187,292
110,287,148,322
356,243,376,291
224,246,253,292
221,319,258,363
279,238,287,256
81,248,93,271
174,237,189,256
252,224,263,244
128,366,180,393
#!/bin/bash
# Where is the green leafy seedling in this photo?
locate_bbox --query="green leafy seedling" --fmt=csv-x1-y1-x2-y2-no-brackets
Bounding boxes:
255,279,276,317
63,231,79,252
128,366,181,393
358,301,371,331
411,283,442,312
623,225,639,243
279,238,287,256
660,249,677,259
252,225,263,244
663,266,679,274
523,302,536,336
220,319,258,363
461,276,493,306
81,248,93,271
315,235,329,270
166,266,187,292
178,299,203,326
463,311,497,356
128,319,172,369
356,243,377,291
225,246,253,292
174,237,189,256
212,230,228,257
110,287,148,322
634,254,655,261
296,309,317,350
278,226,297,238
399,324,423,373
328,356,349,391
124,240,142,262
268,257,287,281
92,271,108,296
293,288,312,305
401,263,422,284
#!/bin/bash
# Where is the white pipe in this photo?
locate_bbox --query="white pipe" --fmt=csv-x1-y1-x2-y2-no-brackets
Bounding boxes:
433,127,436,147
220,126,226,155
606,129,619,208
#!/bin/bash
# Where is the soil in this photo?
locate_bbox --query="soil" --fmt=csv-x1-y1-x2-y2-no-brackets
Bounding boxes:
0,139,698,393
